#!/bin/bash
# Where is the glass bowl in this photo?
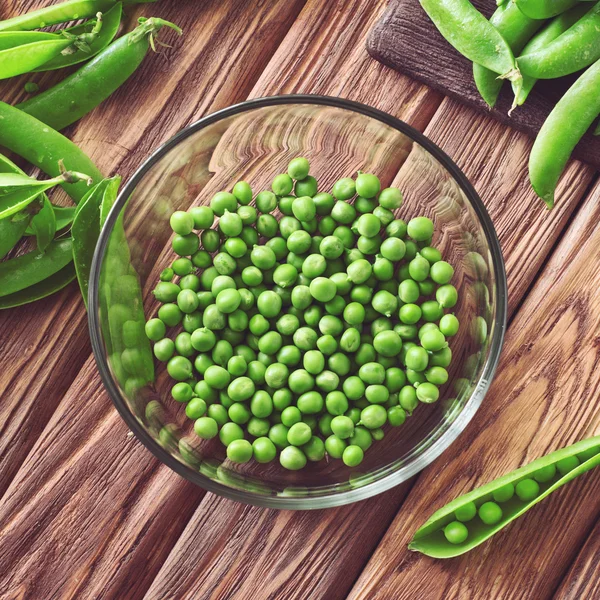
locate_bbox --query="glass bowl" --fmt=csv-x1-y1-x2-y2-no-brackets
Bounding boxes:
89,95,507,509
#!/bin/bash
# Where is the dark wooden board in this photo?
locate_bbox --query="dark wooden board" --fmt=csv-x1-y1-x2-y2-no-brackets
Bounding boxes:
366,0,600,168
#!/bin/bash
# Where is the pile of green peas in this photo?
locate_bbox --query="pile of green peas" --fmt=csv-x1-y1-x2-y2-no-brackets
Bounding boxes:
144,157,459,470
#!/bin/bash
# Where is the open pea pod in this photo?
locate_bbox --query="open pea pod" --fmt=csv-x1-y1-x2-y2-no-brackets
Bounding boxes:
30,196,57,252
72,176,120,307
0,237,73,300
409,436,600,558
0,262,76,309
33,4,122,72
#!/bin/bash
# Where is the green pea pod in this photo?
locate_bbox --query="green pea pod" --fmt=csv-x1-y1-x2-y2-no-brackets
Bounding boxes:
594,121,600,135
473,1,543,108
409,436,600,558
25,206,76,236
0,238,73,298
529,59,600,208
420,0,522,102
0,214,32,260
0,38,76,79
518,2,600,79
34,4,122,72
0,102,102,202
0,263,76,309
0,31,59,50
515,3,591,105
0,0,155,32
515,0,581,18
18,17,183,132
30,196,57,252
0,168,92,220
72,176,120,307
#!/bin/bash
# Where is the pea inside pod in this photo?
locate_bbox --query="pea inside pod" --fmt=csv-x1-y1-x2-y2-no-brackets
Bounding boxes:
409,436,600,558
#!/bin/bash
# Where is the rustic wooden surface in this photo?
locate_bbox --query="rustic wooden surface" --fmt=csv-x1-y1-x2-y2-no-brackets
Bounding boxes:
0,1,599,598
366,0,600,168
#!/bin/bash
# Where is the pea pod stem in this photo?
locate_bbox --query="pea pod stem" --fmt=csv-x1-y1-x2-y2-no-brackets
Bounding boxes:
0,0,155,32
473,1,543,109
518,2,600,79
409,435,600,558
0,102,102,202
419,0,523,104
529,58,600,208
17,17,182,132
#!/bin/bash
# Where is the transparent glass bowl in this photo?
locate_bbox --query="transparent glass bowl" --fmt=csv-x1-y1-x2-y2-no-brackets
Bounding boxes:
89,95,507,509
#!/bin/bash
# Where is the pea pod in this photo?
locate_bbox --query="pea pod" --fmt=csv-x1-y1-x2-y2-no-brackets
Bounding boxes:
518,2,600,79
0,0,155,32
0,263,76,309
0,102,102,202
0,167,92,220
409,436,600,558
529,59,600,208
34,4,122,72
72,176,120,307
473,1,542,108
18,17,182,132
0,238,73,298
420,0,523,100
515,3,591,105
25,206,76,236
30,196,57,252
515,0,581,18
0,37,75,79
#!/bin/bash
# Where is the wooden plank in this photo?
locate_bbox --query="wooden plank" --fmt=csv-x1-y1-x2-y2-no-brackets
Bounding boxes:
554,525,600,599
0,0,306,499
143,5,594,600
0,1,308,597
348,182,600,599
366,0,600,168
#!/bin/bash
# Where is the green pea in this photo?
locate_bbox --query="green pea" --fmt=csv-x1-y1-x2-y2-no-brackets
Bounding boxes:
227,376,255,402
342,445,364,467
250,437,275,463
534,463,557,483
167,356,193,381
186,397,207,419
227,439,253,463
515,478,540,501
269,423,291,449
407,216,434,241
228,402,251,426
331,200,356,224
287,422,312,446
189,205,215,229
325,435,347,458
280,445,307,470
297,390,324,414
416,382,439,404
194,417,218,440
444,521,468,545
295,175,318,197
332,177,356,200
379,187,403,209
493,483,515,503
386,219,407,238
347,259,372,284
349,426,372,451
356,213,381,238
455,501,477,522
408,254,430,281
557,455,580,475
360,404,387,429
478,502,503,525
380,237,406,262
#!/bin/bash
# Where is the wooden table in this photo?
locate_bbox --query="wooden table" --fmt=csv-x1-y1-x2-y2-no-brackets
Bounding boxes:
1,1,600,598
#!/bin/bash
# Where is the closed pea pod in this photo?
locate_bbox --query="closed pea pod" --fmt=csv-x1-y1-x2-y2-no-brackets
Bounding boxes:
0,34,75,78
420,0,523,99
409,436,600,558
473,1,542,108
518,3,600,80
515,0,580,19
529,58,600,208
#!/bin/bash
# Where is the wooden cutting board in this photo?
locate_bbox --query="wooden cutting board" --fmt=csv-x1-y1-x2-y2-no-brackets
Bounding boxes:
367,0,600,168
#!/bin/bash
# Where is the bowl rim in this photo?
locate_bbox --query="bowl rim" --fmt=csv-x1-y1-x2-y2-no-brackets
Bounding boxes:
89,94,507,509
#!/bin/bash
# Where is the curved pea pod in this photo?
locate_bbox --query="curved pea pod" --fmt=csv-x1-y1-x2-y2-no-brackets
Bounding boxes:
0,263,76,309
30,196,57,252
473,1,542,108
409,436,600,558
529,59,600,208
72,176,120,307
515,3,591,105
419,0,523,99
33,4,122,72
518,2,600,79
0,238,73,300
0,0,155,32
0,37,75,79
18,17,183,132
0,102,103,202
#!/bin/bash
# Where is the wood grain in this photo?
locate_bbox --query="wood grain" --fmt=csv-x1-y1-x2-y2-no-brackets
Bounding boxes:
0,0,306,498
366,0,600,168
348,181,600,599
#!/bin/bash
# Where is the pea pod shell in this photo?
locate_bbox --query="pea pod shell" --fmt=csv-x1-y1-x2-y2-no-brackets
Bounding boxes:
30,196,57,252
0,263,76,309
0,237,73,297
0,39,74,79
515,3,591,105
515,0,580,19
0,101,102,202
0,0,154,32
33,3,123,72
72,176,119,307
518,2,600,79
473,1,542,108
529,58,600,208
0,31,60,50
18,17,181,132
409,436,600,558
419,0,521,87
